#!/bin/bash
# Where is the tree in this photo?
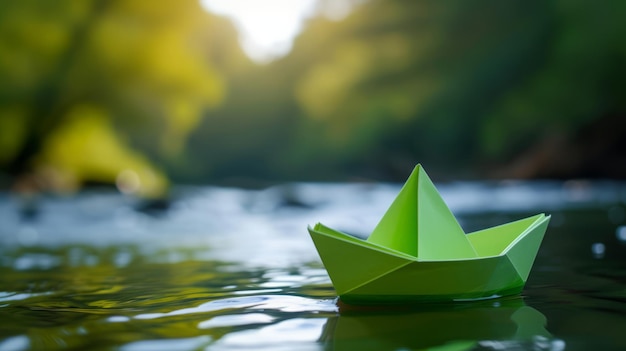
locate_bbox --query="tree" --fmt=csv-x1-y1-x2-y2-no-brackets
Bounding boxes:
0,0,229,193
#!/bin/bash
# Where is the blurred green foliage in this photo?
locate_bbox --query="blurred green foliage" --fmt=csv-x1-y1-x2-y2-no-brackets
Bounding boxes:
0,0,242,193
190,0,626,182
1,0,625,191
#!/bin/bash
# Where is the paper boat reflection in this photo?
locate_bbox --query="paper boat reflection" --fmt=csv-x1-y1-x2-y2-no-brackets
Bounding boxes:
308,165,550,303
319,298,553,351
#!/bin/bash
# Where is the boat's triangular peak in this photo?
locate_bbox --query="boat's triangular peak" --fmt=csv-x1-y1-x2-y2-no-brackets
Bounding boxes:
367,164,477,260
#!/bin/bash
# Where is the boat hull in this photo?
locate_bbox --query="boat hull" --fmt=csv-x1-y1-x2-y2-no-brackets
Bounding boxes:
339,256,524,304
308,214,549,304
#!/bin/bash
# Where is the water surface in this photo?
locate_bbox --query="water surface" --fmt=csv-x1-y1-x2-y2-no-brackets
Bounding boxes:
1,181,625,350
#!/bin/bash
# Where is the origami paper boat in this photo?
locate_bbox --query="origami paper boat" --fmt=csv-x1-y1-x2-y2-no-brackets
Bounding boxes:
308,165,550,303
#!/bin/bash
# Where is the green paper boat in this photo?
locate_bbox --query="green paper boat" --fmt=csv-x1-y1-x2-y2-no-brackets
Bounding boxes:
308,165,550,303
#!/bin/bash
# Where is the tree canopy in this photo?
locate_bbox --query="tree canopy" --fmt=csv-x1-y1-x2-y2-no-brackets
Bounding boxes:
1,0,625,192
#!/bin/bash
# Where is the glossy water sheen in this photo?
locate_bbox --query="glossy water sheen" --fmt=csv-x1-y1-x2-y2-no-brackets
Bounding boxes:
1,181,626,350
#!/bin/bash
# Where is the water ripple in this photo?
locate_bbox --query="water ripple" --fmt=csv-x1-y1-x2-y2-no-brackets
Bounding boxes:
134,295,337,320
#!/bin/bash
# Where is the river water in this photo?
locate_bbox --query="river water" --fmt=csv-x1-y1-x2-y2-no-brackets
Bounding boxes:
1,180,625,350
